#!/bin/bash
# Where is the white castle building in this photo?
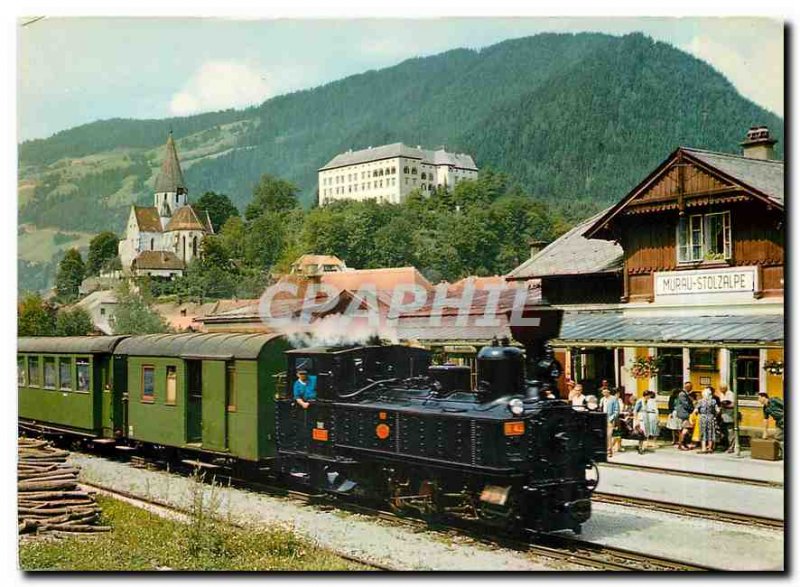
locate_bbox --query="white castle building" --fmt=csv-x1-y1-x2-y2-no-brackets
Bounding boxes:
118,133,213,278
318,143,478,206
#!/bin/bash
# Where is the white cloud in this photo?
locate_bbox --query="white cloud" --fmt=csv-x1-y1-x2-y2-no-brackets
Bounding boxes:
682,20,783,117
169,60,272,115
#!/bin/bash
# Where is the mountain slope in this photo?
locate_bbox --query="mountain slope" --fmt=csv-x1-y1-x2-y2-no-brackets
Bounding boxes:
18,32,783,292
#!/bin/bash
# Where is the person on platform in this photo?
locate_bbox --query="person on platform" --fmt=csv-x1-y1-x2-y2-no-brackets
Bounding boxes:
666,388,682,445
293,369,317,409
632,392,648,454
676,382,695,450
569,384,587,409
758,392,784,458
695,388,718,454
719,384,736,453
643,390,661,450
600,387,620,458
585,395,599,411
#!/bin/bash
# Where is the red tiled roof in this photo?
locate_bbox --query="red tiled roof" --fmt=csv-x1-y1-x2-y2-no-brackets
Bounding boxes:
321,267,432,291
165,205,209,232
132,250,185,270
134,206,162,232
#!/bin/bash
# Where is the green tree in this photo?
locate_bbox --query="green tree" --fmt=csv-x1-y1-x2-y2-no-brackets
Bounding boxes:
55,248,85,303
194,192,240,233
18,293,56,336
86,231,119,275
110,280,169,334
55,307,94,336
245,174,299,220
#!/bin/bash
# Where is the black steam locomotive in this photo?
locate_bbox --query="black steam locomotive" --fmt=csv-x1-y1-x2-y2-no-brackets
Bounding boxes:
276,314,607,534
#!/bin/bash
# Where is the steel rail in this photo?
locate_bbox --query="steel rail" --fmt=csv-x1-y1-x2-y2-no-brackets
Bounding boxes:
600,461,783,489
593,492,783,531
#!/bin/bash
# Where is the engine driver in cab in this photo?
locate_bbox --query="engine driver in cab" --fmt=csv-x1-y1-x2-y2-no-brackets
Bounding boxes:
293,369,317,409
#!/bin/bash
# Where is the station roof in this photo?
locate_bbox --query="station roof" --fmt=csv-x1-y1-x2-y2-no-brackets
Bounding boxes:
18,336,128,354
506,208,623,280
553,311,784,347
114,332,283,360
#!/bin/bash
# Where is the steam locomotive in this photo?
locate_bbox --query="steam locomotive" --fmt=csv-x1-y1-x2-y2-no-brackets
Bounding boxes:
18,308,606,535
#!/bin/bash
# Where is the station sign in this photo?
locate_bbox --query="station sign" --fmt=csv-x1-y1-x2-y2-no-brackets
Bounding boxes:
653,266,757,303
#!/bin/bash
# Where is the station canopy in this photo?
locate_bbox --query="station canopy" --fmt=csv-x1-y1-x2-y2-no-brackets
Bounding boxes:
18,336,129,354
553,311,783,347
114,332,284,360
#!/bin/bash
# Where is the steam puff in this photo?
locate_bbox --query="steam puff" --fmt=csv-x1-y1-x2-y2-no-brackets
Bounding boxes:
278,314,401,348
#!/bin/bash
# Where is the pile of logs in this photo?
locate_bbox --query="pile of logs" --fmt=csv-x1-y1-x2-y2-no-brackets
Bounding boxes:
18,437,110,535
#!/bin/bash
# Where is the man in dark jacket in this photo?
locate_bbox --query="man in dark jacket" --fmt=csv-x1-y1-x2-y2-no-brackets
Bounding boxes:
676,382,695,450
758,392,784,458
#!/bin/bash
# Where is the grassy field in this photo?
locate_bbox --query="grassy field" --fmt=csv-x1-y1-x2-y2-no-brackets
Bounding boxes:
18,225,94,264
19,495,371,571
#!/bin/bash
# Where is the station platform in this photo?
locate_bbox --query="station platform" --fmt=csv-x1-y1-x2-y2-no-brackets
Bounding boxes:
602,439,784,485
595,441,784,520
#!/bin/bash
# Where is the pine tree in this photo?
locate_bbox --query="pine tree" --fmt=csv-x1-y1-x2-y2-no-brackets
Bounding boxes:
55,248,85,303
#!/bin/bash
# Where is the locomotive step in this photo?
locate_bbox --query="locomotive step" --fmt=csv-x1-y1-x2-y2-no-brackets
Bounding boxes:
181,459,221,470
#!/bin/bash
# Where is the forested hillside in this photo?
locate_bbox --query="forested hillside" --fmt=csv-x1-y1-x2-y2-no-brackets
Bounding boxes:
18,32,783,292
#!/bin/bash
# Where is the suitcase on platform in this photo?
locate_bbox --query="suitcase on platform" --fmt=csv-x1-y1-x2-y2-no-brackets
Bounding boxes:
751,438,781,461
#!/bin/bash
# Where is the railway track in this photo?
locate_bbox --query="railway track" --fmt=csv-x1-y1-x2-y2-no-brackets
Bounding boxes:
594,492,784,531
78,459,715,572
601,461,783,489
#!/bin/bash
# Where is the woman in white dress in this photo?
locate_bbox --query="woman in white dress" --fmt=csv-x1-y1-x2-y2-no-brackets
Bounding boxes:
644,390,661,449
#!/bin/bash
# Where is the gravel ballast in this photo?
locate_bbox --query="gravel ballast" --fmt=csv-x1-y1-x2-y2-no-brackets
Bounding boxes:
69,453,570,571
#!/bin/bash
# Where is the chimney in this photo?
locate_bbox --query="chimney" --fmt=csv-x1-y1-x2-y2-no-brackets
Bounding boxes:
529,239,549,258
741,126,777,160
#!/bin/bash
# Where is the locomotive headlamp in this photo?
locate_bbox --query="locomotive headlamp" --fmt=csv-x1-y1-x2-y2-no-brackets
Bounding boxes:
508,398,525,416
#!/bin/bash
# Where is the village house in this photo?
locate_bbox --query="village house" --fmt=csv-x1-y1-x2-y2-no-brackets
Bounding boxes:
118,132,213,278
318,143,478,206
507,126,784,438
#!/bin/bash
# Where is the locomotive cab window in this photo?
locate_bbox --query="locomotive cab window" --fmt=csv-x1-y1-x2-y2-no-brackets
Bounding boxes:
76,359,90,392
59,358,72,391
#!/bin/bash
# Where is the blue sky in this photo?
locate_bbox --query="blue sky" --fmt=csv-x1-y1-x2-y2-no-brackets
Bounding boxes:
17,17,783,141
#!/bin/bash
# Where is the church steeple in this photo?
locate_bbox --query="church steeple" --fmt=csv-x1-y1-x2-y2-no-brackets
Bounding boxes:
154,131,188,225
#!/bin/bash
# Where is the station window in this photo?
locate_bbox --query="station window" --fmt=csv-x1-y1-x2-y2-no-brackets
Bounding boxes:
28,357,40,387
733,349,760,397
677,211,732,263
226,364,237,412
59,358,72,391
657,349,683,393
76,359,90,391
17,356,26,386
43,358,56,389
142,366,155,401
165,365,177,405
690,348,716,371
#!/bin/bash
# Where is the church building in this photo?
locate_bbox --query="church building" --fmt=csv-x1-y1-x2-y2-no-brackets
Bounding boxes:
118,133,213,278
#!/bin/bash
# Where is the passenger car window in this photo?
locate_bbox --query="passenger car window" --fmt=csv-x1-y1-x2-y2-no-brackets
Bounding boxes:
76,359,90,392
28,357,40,386
43,358,56,389
17,356,26,386
165,366,177,405
59,358,72,391
142,366,155,400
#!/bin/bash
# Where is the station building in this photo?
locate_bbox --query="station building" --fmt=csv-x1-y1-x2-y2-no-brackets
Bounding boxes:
507,127,784,437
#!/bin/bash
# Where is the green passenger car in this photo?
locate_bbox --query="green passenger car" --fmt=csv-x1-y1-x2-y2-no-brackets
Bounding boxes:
18,336,129,437
114,333,289,462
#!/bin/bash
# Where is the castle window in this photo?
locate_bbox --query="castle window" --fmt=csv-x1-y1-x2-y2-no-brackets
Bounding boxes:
150,238,155,251
192,236,198,257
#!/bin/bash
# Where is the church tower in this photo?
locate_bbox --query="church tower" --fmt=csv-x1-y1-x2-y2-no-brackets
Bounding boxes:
154,132,188,229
